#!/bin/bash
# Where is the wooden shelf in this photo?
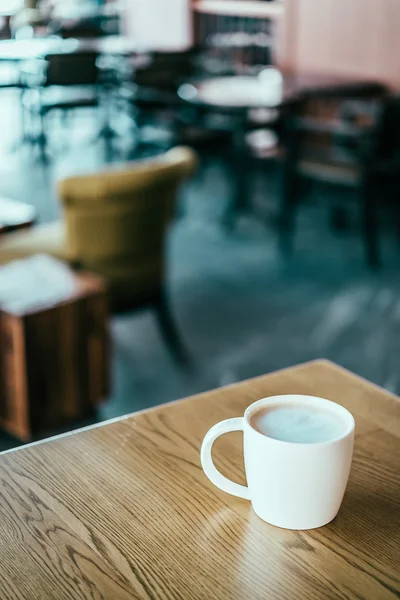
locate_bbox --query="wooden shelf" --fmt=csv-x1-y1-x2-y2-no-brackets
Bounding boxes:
193,0,285,20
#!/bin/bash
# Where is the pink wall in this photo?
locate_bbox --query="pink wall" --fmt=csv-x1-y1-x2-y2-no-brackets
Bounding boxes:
280,0,400,87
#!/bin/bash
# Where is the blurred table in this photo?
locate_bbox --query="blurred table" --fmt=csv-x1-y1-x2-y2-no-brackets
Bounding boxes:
0,360,399,598
0,196,36,234
0,35,143,61
180,74,282,110
179,71,284,219
178,72,384,220
178,72,381,111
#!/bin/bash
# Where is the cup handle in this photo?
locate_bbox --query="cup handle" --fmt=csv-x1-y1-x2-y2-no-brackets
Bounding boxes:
200,417,250,500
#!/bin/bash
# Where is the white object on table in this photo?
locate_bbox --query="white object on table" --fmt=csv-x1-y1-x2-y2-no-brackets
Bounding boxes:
0,255,78,313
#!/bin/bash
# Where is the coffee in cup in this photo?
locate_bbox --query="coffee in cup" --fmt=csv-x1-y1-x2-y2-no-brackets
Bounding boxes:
249,403,347,444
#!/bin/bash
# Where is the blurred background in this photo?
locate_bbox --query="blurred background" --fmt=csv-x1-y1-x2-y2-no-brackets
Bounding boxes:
0,0,399,450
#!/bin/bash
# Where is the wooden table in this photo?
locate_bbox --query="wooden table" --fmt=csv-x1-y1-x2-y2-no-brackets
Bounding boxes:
178,73,384,219
0,360,399,599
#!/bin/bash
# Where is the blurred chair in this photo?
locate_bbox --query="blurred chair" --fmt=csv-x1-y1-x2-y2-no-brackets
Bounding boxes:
48,17,107,39
278,83,392,267
23,51,100,158
0,146,198,364
122,49,202,150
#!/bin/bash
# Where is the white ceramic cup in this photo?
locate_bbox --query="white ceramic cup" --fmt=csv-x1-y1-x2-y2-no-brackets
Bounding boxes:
201,394,355,530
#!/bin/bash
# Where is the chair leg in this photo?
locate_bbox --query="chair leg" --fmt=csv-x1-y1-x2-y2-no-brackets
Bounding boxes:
154,290,192,368
392,186,400,248
330,205,349,232
227,124,249,226
20,89,28,143
279,165,298,256
360,182,380,269
395,203,400,250
37,109,48,163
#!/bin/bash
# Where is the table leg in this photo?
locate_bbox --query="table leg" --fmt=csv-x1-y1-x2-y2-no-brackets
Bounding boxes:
224,116,249,228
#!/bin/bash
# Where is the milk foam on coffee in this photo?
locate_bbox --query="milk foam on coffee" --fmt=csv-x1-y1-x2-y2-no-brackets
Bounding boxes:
250,405,346,443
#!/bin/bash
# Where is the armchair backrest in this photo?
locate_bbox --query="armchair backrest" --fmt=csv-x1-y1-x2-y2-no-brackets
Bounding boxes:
58,147,197,308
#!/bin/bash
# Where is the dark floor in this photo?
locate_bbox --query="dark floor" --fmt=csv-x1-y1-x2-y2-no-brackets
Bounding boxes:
1,89,400,452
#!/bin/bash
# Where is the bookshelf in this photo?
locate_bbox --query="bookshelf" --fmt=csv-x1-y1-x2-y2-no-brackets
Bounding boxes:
192,0,284,67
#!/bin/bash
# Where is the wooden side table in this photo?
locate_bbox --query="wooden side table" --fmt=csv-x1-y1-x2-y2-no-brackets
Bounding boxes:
0,262,109,440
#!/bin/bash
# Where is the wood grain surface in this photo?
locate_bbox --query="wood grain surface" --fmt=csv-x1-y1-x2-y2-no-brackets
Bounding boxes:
0,360,399,599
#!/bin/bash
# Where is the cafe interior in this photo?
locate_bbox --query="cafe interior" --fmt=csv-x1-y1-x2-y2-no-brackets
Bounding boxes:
0,0,399,450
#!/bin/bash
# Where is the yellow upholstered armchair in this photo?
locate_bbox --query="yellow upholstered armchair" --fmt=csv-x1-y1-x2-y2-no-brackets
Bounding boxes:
0,146,198,364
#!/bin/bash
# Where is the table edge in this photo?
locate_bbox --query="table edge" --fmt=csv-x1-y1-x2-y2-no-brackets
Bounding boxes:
1,359,398,457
